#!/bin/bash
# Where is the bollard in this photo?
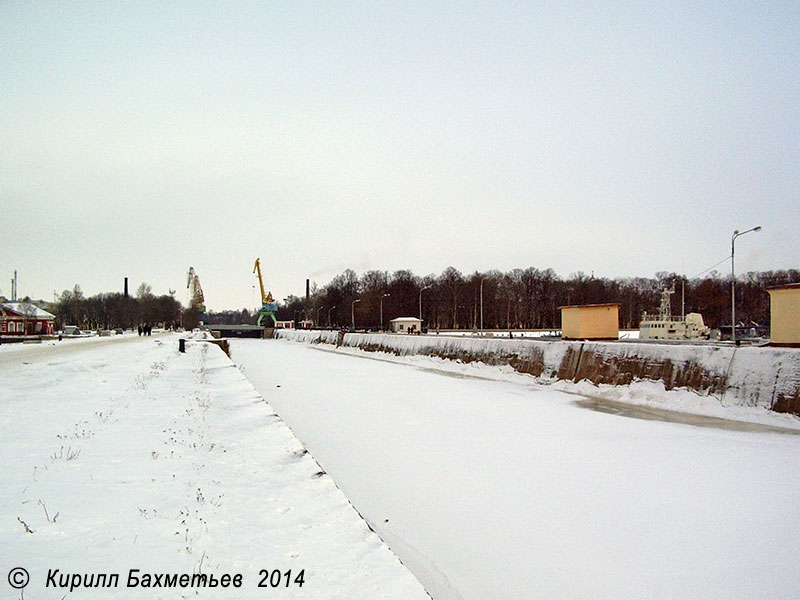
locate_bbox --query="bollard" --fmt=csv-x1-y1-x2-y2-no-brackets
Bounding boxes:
179,338,186,353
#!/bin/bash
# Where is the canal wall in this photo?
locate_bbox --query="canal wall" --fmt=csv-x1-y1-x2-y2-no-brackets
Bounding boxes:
274,329,800,415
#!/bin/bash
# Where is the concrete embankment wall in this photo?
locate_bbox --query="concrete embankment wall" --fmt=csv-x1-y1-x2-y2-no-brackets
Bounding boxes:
275,329,800,415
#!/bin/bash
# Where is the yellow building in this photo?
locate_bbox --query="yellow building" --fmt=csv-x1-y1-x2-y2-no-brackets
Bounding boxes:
559,303,620,341
768,283,800,346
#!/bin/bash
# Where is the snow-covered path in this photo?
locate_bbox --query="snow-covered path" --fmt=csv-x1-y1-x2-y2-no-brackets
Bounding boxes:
1,334,428,599
232,338,800,600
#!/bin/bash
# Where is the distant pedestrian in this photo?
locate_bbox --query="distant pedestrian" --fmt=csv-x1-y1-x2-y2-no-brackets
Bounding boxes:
138,325,142,336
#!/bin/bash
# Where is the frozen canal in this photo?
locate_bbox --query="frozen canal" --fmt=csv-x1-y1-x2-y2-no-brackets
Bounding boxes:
232,338,800,600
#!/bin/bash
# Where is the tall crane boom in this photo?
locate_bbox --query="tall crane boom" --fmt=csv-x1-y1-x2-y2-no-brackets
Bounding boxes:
253,258,274,305
186,266,206,312
253,258,278,326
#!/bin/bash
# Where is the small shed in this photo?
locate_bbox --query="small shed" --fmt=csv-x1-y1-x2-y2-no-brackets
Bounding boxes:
767,283,800,346
390,317,422,334
0,302,56,335
558,303,620,341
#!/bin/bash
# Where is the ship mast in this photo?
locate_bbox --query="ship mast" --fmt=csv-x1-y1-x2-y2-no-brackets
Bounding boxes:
658,284,675,321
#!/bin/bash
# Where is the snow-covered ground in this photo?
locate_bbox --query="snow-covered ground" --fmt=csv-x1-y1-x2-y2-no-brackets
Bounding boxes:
435,329,640,339
279,328,800,421
323,340,800,431
232,338,800,600
1,333,428,599
435,329,561,338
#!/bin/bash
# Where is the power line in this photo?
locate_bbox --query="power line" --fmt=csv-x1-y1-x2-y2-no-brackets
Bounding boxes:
691,255,731,279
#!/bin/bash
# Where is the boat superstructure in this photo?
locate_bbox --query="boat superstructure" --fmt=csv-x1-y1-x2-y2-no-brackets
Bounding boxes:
639,285,709,340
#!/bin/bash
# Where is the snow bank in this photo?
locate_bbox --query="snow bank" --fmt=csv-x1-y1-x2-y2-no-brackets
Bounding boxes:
277,329,800,415
1,333,428,599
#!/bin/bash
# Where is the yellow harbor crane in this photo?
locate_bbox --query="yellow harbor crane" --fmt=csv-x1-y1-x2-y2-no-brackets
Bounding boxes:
253,258,278,326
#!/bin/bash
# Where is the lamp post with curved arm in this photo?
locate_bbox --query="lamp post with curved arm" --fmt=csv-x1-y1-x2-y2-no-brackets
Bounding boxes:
380,293,390,331
351,299,360,330
731,226,761,343
419,285,431,321
328,305,336,327
480,277,488,332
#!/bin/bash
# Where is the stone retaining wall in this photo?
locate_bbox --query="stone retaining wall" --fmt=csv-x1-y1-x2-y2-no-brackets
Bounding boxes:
275,330,800,414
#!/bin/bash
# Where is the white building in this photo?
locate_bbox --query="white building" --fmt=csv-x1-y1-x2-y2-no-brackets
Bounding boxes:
390,317,422,334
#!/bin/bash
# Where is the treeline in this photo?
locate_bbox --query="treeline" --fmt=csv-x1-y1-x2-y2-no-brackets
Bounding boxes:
51,284,183,330
278,267,800,331
41,266,798,332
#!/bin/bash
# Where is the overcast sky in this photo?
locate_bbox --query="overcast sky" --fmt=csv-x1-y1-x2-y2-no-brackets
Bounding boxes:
2,1,798,311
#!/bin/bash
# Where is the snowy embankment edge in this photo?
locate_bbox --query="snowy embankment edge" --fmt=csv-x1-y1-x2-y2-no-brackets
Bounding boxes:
275,329,800,426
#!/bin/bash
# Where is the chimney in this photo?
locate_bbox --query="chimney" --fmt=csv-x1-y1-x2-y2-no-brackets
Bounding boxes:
306,279,310,300
124,277,129,298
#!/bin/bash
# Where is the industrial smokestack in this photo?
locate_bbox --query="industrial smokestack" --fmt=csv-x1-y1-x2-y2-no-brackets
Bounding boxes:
306,279,310,300
124,277,129,298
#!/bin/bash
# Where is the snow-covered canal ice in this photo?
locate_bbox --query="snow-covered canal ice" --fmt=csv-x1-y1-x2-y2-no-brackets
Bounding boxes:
232,338,800,600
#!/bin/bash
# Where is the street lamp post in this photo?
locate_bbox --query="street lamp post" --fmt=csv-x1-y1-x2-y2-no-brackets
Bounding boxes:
380,293,390,332
328,305,336,327
419,285,431,321
731,225,762,343
316,306,324,328
351,299,360,330
480,277,487,332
